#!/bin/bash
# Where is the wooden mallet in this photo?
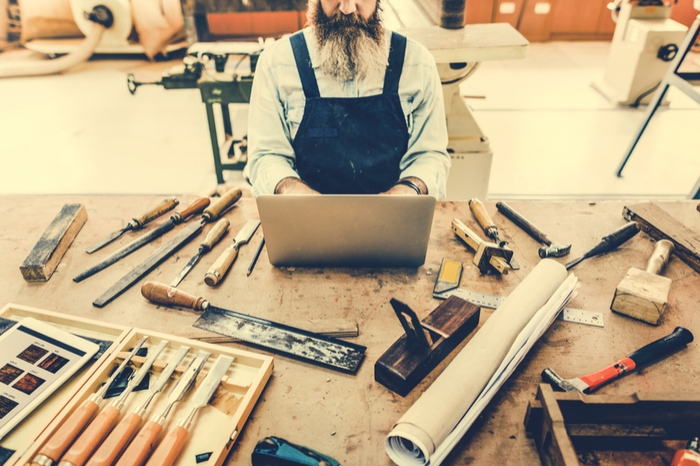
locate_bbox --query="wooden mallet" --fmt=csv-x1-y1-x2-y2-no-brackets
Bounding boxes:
611,239,675,325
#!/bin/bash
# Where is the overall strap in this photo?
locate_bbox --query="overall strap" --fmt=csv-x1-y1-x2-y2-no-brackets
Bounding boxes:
383,32,407,95
290,32,321,99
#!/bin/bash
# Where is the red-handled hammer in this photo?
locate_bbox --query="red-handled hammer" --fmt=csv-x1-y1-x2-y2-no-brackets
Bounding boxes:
542,327,693,393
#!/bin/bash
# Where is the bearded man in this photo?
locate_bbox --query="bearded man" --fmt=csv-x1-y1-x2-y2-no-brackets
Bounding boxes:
246,0,451,198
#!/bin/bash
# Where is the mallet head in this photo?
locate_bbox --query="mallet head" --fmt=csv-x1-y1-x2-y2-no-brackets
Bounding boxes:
538,242,572,259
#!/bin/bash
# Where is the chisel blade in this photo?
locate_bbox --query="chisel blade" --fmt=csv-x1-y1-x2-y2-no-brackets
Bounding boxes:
188,355,234,408
170,252,202,288
87,226,130,254
193,307,366,373
150,346,190,394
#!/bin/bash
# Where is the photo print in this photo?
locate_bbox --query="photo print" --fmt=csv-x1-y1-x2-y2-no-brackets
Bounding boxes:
38,354,70,374
0,364,23,386
0,395,18,419
16,344,48,364
12,373,45,395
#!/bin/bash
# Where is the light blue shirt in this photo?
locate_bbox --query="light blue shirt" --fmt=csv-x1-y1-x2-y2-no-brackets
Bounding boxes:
246,27,450,199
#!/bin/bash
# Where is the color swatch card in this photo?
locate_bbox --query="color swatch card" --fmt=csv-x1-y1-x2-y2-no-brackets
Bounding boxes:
0,318,98,439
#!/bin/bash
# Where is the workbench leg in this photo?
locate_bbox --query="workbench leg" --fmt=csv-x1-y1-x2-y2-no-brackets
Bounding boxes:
221,104,234,156
205,103,225,184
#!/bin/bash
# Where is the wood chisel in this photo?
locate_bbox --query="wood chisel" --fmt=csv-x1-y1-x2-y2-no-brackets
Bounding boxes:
86,198,179,254
58,340,169,466
115,351,210,466
75,198,211,283
204,219,260,286
144,355,234,466
92,188,242,308
434,288,605,328
469,198,519,270
85,346,191,466
30,337,149,466
141,282,366,373
170,218,229,288
565,221,640,270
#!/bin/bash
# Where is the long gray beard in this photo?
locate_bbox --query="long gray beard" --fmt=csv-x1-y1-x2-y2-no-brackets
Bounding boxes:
308,1,387,81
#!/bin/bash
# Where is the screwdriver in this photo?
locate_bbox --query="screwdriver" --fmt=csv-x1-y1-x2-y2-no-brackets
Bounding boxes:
115,351,211,466
84,346,191,466
30,337,149,466
565,221,640,270
58,340,169,466
145,355,234,466
86,198,179,254
170,218,230,288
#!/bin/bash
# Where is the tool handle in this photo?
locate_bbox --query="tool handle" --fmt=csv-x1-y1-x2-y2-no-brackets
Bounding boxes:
33,398,100,465
496,201,551,245
202,188,242,221
170,197,210,224
85,412,142,466
451,218,482,252
115,421,163,466
585,221,640,259
144,425,188,466
468,199,496,231
133,198,178,227
200,218,230,250
60,405,121,466
645,239,674,275
204,244,238,286
627,326,693,369
141,282,207,311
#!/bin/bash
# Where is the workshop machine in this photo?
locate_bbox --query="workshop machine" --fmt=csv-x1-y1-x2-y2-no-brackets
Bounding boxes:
593,0,690,106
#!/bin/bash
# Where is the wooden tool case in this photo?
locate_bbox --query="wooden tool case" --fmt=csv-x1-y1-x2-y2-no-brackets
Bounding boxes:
0,303,273,466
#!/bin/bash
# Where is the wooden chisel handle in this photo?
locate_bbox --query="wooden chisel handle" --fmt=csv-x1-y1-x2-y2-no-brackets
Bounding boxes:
468,199,495,231
58,405,121,466
85,412,143,466
204,244,238,286
170,197,210,224
646,239,674,275
141,282,207,311
115,421,163,466
200,218,230,250
144,425,188,466
133,198,178,227
202,188,242,222
32,398,100,466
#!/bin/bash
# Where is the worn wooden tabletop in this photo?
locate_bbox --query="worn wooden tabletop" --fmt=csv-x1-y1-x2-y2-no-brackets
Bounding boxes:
1,195,699,466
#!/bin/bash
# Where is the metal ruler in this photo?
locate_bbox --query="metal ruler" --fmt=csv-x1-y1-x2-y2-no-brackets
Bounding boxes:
434,288,604,328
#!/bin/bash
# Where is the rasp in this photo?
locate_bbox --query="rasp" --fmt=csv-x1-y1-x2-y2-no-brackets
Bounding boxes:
144,355,234,466
204,219,260,286
86,197,179,254
141,282,366,373
170,218,230,287
74,198,210,282
92,188,243,308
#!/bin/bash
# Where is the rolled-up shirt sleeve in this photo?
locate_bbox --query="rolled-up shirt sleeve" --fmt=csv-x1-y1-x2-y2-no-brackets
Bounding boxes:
247,47,300,196
398,47,451,200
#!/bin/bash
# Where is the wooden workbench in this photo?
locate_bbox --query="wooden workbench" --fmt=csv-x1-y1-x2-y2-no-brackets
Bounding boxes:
2,195,699,466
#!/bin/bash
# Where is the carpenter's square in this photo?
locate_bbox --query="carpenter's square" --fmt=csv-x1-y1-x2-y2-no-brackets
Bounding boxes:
86,197,179,254
469,198,519,270
434,287,604,328
141,282,366,373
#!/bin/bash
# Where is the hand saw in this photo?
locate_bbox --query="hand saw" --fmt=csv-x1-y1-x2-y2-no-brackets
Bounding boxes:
141,282,366,373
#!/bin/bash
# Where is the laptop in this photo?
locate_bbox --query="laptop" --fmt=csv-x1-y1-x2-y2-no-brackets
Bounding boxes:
256,195,437,267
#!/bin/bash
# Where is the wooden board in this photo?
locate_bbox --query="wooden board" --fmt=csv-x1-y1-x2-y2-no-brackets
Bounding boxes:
623,202,700,274
20,204,87,282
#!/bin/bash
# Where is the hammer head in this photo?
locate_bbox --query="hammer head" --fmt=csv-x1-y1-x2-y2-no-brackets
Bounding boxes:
611,267,672,325
541,367,587,393
538,242,572,259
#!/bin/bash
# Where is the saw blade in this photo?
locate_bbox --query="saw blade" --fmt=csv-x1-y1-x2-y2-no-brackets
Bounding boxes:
434,288,604,328
193,307,366,373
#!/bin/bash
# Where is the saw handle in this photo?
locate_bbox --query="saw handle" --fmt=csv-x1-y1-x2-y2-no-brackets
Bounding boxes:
496,201,551,245
202,188,242,222
141,282,207,311
170,197,210,223
85,412,143,466
144,425,188,466
204,245,238,286
132,197,179,227
32,398,100,466
115,421,163,466
201,218,230,251
646,239,674,275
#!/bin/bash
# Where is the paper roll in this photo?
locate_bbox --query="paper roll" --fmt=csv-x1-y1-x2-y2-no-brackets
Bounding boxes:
386,259,568,465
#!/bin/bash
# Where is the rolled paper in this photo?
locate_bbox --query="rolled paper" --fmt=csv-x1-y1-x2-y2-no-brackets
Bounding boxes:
386,259,568,465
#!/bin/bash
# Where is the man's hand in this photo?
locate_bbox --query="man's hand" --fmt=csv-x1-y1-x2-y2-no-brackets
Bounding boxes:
275,177,320,195
382,177,427,196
